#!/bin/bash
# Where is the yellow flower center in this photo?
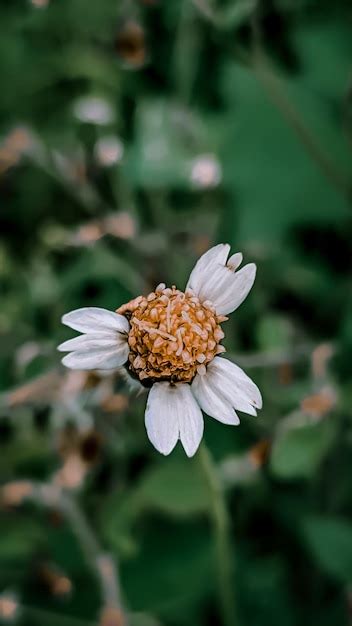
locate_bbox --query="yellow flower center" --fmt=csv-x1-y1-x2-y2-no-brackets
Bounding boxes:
116,285,226,385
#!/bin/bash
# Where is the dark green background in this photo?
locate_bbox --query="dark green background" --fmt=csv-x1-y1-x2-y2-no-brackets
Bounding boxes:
1,0,352,625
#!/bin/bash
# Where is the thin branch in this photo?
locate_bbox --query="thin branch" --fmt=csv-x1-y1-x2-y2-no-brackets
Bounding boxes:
172,0,201,104
0,369,61,410
28,143,109,215
191,0,216,21
191,0,258,28
342,72,352,154
19,482,127,625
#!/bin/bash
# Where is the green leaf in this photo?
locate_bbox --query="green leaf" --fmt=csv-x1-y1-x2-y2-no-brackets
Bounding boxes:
302,516,352,582
270,419,334,479
60,243,144,299
219,0,257,29
0,519,43,562
241,556,296,626
102,457,212,559
221,40,351,245
102,490,142,558
138,457,211,517
256,314,293,351
122,522,214,618
293,19,352,97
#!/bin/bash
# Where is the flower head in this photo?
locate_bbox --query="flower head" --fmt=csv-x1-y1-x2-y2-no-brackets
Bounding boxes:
94,136,124,167
58,244,262,456
190,153,222,189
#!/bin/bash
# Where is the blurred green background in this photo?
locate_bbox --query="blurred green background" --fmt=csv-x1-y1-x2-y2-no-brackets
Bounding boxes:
1,0,352,625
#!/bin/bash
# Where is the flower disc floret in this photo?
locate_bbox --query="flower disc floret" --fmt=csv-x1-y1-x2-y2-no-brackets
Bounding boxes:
117,285,226,385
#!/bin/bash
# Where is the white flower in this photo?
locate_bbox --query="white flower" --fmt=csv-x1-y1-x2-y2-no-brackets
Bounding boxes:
73,97,114,125
58,244,262,457
190,153,222,189
94,136,124,167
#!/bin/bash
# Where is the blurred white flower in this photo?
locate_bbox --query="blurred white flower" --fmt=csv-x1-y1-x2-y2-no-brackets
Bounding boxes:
190,153,222,189
94,136,124,166
59,244,261,457
73,97,114,125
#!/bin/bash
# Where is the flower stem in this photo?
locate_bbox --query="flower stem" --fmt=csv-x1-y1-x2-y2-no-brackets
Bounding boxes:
198,443,238,626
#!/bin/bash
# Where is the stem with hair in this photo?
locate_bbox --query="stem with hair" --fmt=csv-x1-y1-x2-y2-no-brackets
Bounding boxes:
198,443,238,626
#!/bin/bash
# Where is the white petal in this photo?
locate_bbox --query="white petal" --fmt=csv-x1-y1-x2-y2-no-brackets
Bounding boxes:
186,244,230,294
144,383,204,457
192,373,240,425
61,343,129,370
212,264,256,315
227,252,243,270
197,263,231,303
196,254,243,304
62,307,129,335
58,332,126,352
186,245,256,316
202,361,257,416
210,357,262,409
198,263,256,315
177,385,204,457
144,383,180,455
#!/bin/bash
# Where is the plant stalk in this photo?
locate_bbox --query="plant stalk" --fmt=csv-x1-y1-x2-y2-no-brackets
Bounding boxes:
198,443,238,626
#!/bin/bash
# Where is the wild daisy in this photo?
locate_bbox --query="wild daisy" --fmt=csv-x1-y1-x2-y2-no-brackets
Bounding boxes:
58,244,262,456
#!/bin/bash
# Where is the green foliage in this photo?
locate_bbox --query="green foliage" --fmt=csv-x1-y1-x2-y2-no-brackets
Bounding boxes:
0,517,43,562
0,0,352,625
270,418,335,479
302,517,352,583
136,457,211,516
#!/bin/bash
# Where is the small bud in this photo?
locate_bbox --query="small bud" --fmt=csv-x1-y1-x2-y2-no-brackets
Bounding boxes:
79,430,103,464
53,455,87,490
37,563,73,598
248,439,271,468
311,343,335,380
1,481,33,508
301,387,337,418
190,154,222,189
103,212,136,240
115,20,147,69
94,136,124,167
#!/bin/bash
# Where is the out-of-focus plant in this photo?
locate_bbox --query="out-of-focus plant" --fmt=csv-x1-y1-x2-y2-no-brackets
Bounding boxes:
1,0,352,625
